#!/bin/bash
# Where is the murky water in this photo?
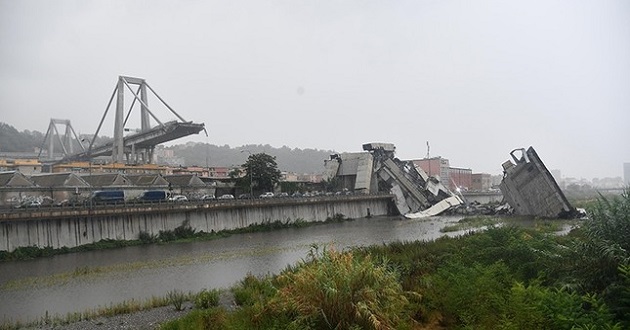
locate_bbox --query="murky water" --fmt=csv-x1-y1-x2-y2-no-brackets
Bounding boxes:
0,215,479,323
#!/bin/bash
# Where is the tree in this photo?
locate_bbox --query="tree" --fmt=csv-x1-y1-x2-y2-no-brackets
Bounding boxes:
243,153,282,194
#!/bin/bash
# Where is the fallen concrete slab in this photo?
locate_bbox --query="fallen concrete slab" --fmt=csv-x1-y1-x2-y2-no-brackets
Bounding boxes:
405,196,464,219
499,146,577,218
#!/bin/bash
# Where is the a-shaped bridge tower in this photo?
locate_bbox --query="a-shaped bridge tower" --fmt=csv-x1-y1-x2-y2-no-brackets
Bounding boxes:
63,76,205,164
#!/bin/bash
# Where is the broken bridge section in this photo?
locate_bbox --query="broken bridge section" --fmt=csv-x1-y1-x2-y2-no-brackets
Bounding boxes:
61,76,206,165
323,142,462,218
499,146,577,218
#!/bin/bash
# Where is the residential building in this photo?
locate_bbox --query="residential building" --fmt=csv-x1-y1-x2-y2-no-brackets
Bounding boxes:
471,173,492,191
80,173,132,188
172,166,210,177
412,157,450,183
449,167,472,191
52,162,170,175
126,174,169,187
0,159,42,175
208,167,232,178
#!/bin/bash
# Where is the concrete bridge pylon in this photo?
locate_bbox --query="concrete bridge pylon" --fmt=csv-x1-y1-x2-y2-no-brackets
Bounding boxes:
59,75,206,165
37,119,84,160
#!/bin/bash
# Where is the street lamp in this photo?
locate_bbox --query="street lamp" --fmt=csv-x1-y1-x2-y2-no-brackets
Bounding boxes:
240,150,253,198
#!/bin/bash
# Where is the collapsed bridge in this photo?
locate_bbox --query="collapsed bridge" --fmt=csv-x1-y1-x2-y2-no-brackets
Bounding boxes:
41,76,205,165
323,143,462,218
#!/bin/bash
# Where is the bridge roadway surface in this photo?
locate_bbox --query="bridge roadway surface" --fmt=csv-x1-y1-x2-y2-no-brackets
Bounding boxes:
0,194,395,222
62,121,205,162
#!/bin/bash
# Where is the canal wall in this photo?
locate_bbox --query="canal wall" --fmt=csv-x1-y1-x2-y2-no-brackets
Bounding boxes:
0,195,393,252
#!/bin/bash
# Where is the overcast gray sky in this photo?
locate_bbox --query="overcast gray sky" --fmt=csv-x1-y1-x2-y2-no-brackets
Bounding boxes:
1,0,628,179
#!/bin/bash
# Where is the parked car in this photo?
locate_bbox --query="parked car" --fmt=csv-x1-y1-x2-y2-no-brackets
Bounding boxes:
54,199,70,207
201,194,215,200
260,192,274,198
238,194,251,199
218,194,235,200
291,192,302,198
19,200,41,208
168,195,188,202
276,192,289,198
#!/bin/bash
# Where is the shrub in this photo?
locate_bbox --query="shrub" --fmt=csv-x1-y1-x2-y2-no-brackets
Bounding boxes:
194,289,220,309
454,226,562,282
270,247,412,329
575,191,630,285
160,308,228,330
423,261,514,328
503,282,621,330
571,190,630,324
138,231,156,243
231,274,277,307
167,290,187,311
325,213,347,222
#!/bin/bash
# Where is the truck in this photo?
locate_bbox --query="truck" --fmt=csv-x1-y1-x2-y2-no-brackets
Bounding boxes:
138,190,169,202
91,190,125,204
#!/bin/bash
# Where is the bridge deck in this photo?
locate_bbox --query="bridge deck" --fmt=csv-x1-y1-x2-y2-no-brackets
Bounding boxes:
63,121,205,161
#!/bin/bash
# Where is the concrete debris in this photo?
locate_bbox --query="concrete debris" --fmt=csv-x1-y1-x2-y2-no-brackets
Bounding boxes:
324,142,462,217
441,201,509,216
499,146,580,219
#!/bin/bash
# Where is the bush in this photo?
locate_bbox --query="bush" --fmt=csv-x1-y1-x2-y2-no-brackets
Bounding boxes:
231,274,277,307
423,261,514,328
571,190,630,325
167,290,187,311
454,226,563,282
194,289,220,309
503,282,621,330
270,247,413,329
158,220,198,242
161,308,228,330
138,231,156,243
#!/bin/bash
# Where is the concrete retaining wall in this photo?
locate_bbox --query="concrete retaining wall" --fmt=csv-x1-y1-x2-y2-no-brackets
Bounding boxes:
0,196,393,252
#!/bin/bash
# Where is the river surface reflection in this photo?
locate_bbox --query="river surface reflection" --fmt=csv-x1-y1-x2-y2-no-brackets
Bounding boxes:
1,215,466,323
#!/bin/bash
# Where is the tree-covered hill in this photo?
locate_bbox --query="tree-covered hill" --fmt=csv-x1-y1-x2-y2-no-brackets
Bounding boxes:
0,122,46,152
1,122,334,174
166,143,334,174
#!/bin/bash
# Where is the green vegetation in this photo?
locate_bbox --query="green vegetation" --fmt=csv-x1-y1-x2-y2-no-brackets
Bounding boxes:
0,239,146,261
194,289,221,310
167,290,188,311
241,152,282,194
162,191,630,329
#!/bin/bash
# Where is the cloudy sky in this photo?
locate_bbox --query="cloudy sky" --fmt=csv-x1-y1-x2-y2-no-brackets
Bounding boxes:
1,0,628,179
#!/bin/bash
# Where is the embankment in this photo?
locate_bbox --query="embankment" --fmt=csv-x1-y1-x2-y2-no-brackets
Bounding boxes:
0,195,394,252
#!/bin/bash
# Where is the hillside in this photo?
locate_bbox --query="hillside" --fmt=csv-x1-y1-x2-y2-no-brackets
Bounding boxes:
166,143,334,174
0,122,334,174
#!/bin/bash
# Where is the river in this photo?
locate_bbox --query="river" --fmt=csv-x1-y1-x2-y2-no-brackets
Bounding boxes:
0,215,469,324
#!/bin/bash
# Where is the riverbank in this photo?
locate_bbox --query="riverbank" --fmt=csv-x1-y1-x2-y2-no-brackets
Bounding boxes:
27,304,192,330
19,291,237,330
0,214,350,262
0,214,586,327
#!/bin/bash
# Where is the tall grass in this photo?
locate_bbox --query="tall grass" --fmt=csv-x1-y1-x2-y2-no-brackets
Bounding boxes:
270,247,413,329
